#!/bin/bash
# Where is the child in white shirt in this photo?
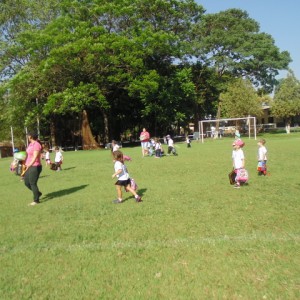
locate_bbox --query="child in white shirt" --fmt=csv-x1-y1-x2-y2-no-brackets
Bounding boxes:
54,146,63,171
166,135,177,156
154,138,162,158
186,136,191,148
44,147,51,167
111,140,120,152
232,139,246,188
257,139,267,175
112,150,142,204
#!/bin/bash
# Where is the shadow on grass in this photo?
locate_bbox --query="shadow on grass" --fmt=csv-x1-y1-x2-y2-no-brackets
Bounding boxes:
40,167,75,176
40,175,50,179
41,184,89,202
60,166,76,171
123,188,147,203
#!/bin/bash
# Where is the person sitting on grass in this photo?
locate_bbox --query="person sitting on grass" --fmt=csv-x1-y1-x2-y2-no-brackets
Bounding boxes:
154,137,162,158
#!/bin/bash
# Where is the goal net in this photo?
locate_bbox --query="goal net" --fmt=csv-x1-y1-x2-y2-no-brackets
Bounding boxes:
198,116,257,143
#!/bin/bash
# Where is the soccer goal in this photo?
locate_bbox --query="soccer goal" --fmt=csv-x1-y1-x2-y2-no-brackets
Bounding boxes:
198,116,257,143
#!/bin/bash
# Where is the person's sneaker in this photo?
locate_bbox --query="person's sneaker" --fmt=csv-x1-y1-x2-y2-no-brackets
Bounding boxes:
29,201,39,206
233,184,240,189
112,199,123,204
136,196,142,202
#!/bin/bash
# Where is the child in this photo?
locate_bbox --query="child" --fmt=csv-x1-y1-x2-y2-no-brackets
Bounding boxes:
186,135,191,148
111,140,120,152
235,129,241,139
44,147,51,167
148,138,155,156
257,138,267,175
166,135,178,156
54,146,63,171
232,139,246,188
112,150,142,204
154,137,162,158
111,140,131,161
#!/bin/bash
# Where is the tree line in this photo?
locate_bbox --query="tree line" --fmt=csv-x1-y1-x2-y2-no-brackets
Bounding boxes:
0,0,295,148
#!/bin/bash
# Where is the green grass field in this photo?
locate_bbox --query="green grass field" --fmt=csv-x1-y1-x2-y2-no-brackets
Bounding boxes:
0,134,299,299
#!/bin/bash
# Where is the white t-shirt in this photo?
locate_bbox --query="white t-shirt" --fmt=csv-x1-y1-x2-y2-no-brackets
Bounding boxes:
258,146,267,161
232,149,244,169
114,161,129,180
168,138,174,147
45,151,50,160
55,151,63,163
112,144,120,152
155,142,161,150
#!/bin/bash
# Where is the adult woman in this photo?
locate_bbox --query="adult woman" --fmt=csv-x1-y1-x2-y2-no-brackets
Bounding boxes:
23,132,43,205
139,128,150,157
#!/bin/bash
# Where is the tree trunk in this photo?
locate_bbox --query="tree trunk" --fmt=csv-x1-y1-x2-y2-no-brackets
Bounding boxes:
193,103,201,134
285,121,291,134
81,110,100,149
102,110,109,144
50,116,56,148
215,100,222,136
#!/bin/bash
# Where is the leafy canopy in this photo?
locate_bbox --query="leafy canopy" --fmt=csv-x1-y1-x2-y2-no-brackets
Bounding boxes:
220,78,262,118
271,72,300,122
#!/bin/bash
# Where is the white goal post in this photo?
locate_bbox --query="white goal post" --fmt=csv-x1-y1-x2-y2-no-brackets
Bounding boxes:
199,116,257,143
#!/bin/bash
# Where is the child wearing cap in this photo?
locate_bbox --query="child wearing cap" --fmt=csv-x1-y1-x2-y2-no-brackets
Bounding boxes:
232,139,246,188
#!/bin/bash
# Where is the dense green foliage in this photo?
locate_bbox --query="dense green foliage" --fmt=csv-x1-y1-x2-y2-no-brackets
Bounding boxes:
0,0,291,145
0,134,299,298
220,78,263,118
271,72,300,131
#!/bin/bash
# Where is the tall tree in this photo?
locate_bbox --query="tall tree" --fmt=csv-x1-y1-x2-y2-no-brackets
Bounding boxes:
0,0,62,141
220,78,262,118
0,0,60,80
271,72,300,133
0,1,294,145
2,0,205,142
191,8,291,128
193,9,291,91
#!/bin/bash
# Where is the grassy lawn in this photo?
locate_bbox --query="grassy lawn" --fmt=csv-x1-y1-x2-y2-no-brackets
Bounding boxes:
0,133,299,299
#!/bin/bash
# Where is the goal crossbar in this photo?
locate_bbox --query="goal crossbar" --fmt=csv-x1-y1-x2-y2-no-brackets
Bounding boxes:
199,116,257,143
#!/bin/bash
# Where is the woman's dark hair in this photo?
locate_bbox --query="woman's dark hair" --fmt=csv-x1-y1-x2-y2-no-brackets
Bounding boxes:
27,131,39,140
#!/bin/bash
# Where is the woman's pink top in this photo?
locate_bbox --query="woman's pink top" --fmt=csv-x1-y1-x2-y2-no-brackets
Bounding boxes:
25,141,42,166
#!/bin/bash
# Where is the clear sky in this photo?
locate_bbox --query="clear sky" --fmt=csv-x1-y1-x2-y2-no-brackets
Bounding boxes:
196,0,300,80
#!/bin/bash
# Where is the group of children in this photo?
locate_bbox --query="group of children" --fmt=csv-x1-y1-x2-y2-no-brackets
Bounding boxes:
139,136,178,158
110,133,183,204
147,138,164,157
232,138,268,188
109,131,268,203
43,146,64,171
10,145,64,176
